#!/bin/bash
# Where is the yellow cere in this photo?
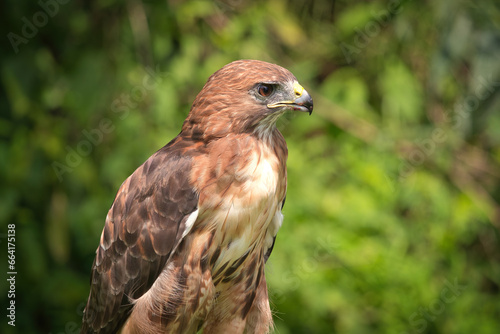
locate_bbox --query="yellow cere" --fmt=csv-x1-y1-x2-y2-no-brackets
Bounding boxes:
293,82,304,98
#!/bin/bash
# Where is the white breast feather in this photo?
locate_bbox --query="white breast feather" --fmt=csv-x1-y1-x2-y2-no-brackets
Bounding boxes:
212,151,283,267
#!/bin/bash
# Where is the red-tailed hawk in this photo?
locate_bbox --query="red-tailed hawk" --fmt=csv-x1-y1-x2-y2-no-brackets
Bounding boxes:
81,59,313,334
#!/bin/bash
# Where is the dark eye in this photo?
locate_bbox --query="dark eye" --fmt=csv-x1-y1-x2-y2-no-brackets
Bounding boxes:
257,84,274,97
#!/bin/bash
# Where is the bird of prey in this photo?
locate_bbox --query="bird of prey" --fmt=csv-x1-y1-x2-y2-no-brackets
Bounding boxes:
81,59,313,334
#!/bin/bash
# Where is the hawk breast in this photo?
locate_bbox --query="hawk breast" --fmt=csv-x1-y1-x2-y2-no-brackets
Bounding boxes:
194,135,286,272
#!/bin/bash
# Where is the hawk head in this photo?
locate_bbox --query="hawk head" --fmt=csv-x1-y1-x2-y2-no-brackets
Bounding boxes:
182,59,313,141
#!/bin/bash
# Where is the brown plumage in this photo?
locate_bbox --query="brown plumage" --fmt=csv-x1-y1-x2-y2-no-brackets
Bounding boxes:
81,59,313,334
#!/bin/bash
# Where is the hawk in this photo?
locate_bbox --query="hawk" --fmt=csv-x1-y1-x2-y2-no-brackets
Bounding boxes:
81,59,313,334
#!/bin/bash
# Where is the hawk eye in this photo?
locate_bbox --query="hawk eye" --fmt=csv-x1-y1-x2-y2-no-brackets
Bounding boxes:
257,84,274,97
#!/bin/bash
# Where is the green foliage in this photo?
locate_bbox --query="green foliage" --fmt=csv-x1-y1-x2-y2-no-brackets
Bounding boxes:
1,0,499,333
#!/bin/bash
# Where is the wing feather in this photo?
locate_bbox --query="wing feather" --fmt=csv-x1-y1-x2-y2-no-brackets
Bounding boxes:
81,136,200,334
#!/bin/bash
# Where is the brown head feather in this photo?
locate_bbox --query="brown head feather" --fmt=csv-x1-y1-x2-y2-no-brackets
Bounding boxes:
182,60,297,141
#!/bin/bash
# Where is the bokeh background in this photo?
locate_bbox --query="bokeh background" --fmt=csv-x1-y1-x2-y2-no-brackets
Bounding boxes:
1,0,500,333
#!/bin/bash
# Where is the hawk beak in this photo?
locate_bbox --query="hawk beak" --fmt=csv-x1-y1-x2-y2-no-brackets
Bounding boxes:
267,82,313,115
293,89,313,115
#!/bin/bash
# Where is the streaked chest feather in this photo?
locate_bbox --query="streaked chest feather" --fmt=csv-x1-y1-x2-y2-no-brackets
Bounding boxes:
193,139,286,271
213,151,281,261
225,150,279,209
